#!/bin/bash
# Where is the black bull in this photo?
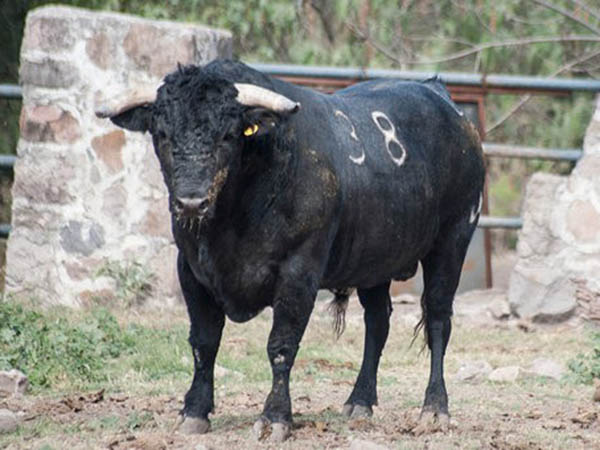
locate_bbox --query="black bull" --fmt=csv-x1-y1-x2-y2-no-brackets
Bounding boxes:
96,60,485,441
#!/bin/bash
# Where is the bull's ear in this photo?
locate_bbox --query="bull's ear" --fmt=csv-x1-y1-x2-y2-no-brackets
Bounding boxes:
108,105,152,133
242,107,296,138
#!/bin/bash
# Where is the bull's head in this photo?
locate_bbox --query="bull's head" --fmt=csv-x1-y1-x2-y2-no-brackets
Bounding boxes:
96,64,300,227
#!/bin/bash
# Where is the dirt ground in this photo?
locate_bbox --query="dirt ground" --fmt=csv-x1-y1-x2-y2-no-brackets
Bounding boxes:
1,283,599,449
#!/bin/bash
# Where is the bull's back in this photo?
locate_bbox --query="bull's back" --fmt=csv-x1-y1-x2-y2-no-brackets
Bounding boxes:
315,79,484,288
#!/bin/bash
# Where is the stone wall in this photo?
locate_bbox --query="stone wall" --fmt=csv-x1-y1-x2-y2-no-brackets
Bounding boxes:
5,6,232,307
508,95,600,322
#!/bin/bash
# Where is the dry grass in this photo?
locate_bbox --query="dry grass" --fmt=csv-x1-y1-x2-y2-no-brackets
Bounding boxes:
1,295,599,450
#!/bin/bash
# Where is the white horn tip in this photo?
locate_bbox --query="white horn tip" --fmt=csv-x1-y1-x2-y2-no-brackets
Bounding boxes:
234,82,299,113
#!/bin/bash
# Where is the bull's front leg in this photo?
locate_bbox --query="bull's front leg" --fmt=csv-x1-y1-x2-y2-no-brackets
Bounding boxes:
253,279,316,442
176,253,225,434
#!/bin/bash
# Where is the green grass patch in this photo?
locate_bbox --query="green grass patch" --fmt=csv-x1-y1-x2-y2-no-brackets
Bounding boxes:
125,410,155,431
87,414,121,432
118,323,190,385
0,301,135,389
568,329,600,384
0,299,191,392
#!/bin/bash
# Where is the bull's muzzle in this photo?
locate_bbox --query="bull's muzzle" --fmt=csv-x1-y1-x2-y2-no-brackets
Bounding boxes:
174,196,210,219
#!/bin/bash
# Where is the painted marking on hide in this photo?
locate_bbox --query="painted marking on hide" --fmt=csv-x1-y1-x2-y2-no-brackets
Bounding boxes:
371,111,407,167
335,110,365,165
469,193,483,224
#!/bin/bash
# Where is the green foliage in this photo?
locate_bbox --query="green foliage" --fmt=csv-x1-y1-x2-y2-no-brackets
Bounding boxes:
125,411,154,431
0,99,20,156
490,173,522,217
568,330,600,384
0,299,192,391
0,301,135,388
96,260,155,306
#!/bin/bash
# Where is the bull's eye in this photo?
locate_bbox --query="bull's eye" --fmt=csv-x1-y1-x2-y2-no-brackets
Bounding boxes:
243,124,259,137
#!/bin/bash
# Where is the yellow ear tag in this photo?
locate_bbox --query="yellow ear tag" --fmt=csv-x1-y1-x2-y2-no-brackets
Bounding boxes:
244,124,259,137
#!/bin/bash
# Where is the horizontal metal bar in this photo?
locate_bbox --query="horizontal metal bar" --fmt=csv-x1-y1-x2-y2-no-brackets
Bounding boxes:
0,143,581,170
0,216,521,240
0,217,519,240
0,224,11,239
3,65,600,97
478,215,523,229
249,62,600,92
0,155,17,169
0,84,22,99
483,143,582,161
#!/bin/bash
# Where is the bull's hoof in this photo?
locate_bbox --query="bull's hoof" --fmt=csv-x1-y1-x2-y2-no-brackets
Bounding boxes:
178,416,211,434
271,422,291,442
253,417,270,441
342,403,373,418
252,417,291,442
413,410,450,436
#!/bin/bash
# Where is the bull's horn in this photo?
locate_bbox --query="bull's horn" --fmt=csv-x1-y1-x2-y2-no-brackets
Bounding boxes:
95,83,162,118
234,83,300,113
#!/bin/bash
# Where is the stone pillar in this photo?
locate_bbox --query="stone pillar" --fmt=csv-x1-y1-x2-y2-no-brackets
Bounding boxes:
508,95,600,322
5,6,232,307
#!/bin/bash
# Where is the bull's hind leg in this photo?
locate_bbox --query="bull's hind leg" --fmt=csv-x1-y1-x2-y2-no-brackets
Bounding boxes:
176,253,225,434
416,217,477,432
343,281,392,418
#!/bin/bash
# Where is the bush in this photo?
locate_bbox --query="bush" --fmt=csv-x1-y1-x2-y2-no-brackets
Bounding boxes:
0,301,135,388
568,330,600,384
96,260,154,307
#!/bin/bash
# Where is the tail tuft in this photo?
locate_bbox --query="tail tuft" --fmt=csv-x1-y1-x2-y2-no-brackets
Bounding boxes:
328,288,353,339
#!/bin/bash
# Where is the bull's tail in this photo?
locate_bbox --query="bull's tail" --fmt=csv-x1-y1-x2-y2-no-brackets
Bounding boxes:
411,292,428,352
328,288,353,339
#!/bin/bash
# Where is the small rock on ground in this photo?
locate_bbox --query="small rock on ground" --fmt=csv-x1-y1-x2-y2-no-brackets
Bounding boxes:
526,358,565,381
488,366,522,383
454,289,510,324
593,384,600,402
455,360,493,382
0,409,20,434
195,445,213,450
349,439,390,450
0,370,28,396
487,295,511,320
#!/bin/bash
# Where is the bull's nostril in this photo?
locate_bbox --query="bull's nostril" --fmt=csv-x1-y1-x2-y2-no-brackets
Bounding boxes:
197,198,209,210
175,197,209,217
174,198,185,213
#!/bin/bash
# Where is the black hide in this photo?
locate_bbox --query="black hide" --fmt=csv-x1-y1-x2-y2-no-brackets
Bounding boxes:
106,59,485,437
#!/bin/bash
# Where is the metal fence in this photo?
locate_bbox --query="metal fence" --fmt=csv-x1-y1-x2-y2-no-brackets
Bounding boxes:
1,64,599,238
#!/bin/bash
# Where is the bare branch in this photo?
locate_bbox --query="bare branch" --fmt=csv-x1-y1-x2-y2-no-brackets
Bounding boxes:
486,48,600,134
474,50,482,72
310,0,337,45
567,0,600,23
348,28,600,66
485,94,532,135
345,22,400,63
550,47,600,75
401,35,477,48
415,35,600,65
532,0,600,35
